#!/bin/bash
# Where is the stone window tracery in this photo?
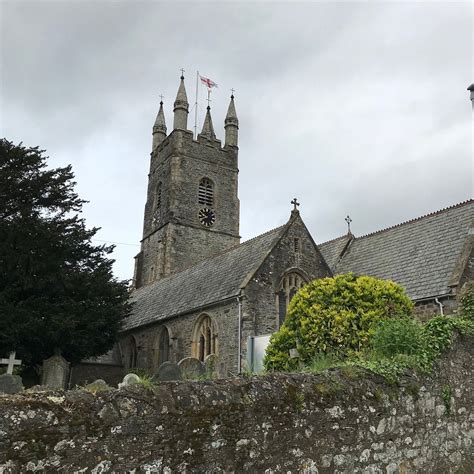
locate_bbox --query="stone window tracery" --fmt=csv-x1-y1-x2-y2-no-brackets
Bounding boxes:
193,315,217,362
277,272,307,326
198,178,214,207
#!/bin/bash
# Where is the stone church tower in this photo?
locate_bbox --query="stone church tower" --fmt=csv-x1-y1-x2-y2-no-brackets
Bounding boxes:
133,75,241,288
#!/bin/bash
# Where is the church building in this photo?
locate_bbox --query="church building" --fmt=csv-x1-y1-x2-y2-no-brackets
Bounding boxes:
103,75,472,379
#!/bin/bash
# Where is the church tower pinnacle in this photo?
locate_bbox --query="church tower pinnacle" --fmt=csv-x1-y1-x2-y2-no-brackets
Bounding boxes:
173,74,189,130
224,93,239,147
152,99,167,150
199,106,216,139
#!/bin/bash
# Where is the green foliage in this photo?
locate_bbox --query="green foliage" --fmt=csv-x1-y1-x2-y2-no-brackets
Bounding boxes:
264,273,413,371
372,317,423,358
135,374,156,390
304,353,343,374
459,281,474,320
419,316,474,368
442,384,453,416
353,352,422,384
0,140,132,367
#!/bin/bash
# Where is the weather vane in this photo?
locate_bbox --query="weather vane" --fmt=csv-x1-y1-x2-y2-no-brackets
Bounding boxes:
345,215,352,233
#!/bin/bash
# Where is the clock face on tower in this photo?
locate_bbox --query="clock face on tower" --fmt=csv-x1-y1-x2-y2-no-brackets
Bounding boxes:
198,208,216,227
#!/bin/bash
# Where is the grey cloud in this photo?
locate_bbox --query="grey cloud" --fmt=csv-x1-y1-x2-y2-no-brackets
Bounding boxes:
1,1,472,280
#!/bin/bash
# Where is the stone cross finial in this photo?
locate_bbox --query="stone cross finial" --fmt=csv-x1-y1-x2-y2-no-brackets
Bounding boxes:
159,94,164,102
345,215,352,233
291,198,300,211
180,68,185,78
0,352,22,375
230,88,235,97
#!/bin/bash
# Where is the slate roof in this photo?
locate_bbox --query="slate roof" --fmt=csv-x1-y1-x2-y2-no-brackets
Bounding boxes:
123,224,287,331
319,200,474,301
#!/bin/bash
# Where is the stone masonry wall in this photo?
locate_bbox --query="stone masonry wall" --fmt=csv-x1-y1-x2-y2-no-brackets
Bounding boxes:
1,336,472,473
120,299,240,377
137,129,240,286
413,296,459,322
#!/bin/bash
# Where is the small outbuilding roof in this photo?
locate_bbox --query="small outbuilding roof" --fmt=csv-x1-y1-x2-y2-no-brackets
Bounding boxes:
319,200,473,301
122,224,288,331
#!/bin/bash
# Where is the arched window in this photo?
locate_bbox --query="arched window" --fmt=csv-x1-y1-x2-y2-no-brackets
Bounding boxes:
157,327,170,366
193,315,217,362
277,272,307,326
198,178,214,207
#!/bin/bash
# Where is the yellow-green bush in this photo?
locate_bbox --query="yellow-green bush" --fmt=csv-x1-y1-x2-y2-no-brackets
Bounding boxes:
264,273,413,371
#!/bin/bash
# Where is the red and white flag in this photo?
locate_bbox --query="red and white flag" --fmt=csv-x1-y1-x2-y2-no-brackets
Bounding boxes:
200,75,218,89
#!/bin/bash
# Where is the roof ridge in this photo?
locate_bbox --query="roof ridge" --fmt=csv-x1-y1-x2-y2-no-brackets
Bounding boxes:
356,199,473,240
319,233,352,246
134,223,287,293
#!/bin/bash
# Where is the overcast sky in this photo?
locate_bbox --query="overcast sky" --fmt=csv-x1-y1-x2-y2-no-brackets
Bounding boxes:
1,0,472,281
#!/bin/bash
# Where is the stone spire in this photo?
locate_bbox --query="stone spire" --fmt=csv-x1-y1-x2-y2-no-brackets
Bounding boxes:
173,74,189,130
224,93,239,147
152,100,167,150
199,106,216,139
468,83,474,110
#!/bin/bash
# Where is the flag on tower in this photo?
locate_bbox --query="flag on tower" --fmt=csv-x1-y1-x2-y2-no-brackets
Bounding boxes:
200,75,218,89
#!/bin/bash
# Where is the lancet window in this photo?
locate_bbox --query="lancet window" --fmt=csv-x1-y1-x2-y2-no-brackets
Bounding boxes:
193,315,217,362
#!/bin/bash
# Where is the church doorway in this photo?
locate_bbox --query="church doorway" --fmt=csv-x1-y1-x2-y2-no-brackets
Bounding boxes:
192,314,218,362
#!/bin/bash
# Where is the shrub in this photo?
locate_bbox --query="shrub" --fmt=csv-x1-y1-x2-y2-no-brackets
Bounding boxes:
372,317,423,358
459,281,474,320
264,273,413,371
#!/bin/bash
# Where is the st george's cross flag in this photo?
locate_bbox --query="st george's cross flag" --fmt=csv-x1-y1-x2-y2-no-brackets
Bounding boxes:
200,75,218,89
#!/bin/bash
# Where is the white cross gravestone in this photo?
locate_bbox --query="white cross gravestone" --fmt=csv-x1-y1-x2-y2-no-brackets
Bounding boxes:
0,352,22,375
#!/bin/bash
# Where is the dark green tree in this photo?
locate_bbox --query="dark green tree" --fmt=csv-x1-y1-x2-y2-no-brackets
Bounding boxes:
0,139,131,367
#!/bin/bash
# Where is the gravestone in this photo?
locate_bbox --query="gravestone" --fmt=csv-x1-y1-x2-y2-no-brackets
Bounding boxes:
153,362,182,382
41,354,70,389
204,354,217,376
118,373,140,389
0,374,23,394
178,357,205,379
0,352,22,375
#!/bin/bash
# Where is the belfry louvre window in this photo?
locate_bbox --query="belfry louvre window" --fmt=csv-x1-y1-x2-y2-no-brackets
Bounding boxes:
198,178,214,206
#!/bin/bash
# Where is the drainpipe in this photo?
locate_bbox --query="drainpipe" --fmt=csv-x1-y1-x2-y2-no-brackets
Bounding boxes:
237,292,243,374
434,297,444,316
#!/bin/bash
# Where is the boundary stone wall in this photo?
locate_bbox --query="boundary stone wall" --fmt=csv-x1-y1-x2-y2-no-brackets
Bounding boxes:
0,336,472,473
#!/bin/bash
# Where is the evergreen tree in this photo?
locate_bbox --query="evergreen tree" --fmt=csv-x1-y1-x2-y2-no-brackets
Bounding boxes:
0,139,131,367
